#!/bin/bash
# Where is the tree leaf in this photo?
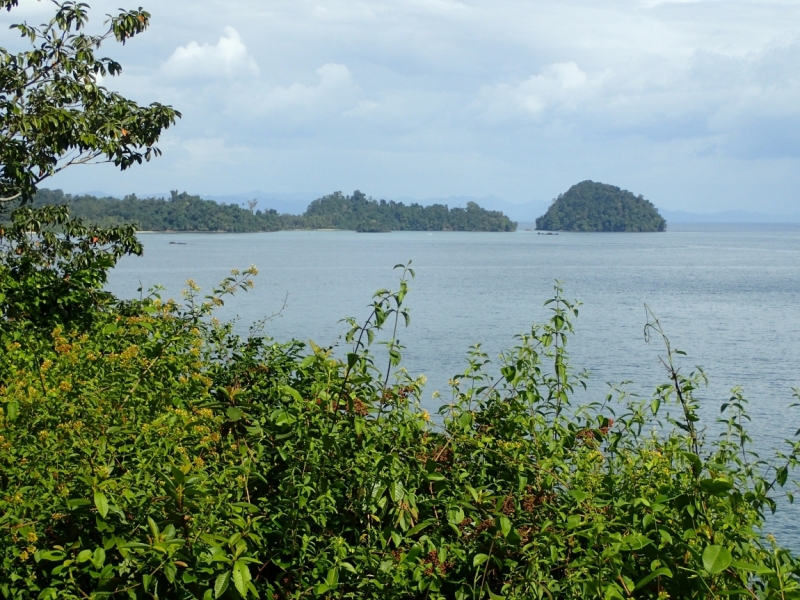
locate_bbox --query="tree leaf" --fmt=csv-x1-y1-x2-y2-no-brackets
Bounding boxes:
473,553,489,567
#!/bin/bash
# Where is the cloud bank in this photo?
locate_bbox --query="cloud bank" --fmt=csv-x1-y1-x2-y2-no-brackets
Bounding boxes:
3,0,800,213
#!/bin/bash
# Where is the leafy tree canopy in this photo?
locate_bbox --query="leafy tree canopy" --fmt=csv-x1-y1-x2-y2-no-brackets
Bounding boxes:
536,181,667,232
0,0,180,207
32,189,518,233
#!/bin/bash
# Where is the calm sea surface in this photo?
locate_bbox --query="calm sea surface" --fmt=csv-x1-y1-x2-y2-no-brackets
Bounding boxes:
108,224,800,545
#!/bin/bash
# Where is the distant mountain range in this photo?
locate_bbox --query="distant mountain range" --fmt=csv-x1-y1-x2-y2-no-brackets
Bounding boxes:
657,209,800,223
76,190,800,224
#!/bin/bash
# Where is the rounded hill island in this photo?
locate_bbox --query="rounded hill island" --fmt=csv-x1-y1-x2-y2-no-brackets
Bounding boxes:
535,180,667,232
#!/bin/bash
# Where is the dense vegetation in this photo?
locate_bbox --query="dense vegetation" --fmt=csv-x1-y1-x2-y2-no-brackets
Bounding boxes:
32,189,517,233
3,206,800,599
33,189,284,233
535,181,667,232
302,191,516,232
3,2,800,599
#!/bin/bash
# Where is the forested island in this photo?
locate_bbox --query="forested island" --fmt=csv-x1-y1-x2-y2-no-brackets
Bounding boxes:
32,189,517,232
535,180,666,232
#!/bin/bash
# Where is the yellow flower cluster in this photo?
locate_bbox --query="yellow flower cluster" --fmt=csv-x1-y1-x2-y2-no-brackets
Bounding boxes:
119,344,139,362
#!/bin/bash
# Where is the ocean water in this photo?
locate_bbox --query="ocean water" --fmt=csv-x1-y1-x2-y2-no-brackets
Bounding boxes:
108,224,800,545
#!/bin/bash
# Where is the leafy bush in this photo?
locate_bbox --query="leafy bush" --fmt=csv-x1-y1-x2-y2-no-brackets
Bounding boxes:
2,207,800,599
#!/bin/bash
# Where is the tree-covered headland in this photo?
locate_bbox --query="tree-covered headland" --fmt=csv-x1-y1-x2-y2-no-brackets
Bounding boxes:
32,189,517,233
3,2,800,599
536,181,667,232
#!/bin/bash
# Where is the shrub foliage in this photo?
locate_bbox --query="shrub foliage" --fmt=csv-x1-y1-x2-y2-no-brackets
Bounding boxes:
2,207,800,599
2,2,799,599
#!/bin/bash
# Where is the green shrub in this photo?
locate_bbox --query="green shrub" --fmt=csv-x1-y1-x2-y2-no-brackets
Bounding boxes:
1,207,800,599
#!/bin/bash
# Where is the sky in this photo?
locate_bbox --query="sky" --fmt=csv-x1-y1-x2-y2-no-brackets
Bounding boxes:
3,0,800,214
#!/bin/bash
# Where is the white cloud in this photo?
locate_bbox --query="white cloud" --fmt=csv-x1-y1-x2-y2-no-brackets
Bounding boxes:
15,0,800,212
475,62,600,120
254,63,357,113
161,27,259,81
219,63,372,132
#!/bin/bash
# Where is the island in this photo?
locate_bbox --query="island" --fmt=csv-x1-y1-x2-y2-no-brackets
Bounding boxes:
535,180,666,232
32,189,517,233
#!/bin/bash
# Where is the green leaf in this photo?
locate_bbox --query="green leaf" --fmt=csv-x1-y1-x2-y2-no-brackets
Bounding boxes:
447,507,465,526
603,583,625,600
777,466,788,487
391,482,404,503
214,572,230,599
700,478,733,496
406,520,434,537
568,489,587,502
730,561,774,575
37,550,66,562
226,407,243,421
233,560,251,597
281,385,303,403
6,401,19,421
702,545,732,575
147,516,160,539
77,549,92,563
621,534,652,550
566,515,582,529
497,515,512,538
634,567,673,590
314,583,329,596
164,561,177,584
272,409,295,426
682,451,702,476
473,553,489,567
650,398,661,416
94,491,109,518
92,547,105,569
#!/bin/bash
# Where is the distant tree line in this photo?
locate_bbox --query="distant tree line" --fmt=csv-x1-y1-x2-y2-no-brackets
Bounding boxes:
303,191,516,232
536,181,666,232
32,189,517,233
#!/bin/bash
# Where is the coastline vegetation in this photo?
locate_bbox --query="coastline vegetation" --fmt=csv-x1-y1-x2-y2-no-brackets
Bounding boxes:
32,189,517,233
2,1,800,599
536,181,667,232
